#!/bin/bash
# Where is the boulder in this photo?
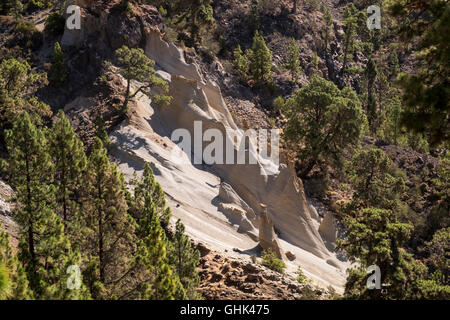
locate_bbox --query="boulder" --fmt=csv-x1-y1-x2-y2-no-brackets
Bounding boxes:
286,251,296,261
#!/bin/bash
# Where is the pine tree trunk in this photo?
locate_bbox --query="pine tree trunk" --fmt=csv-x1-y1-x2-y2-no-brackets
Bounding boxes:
25,156,35,265
62,162,67,224
97,179,105,283
299,158,317,179
341,37,349,75
123,79,131,113
293,0,298,13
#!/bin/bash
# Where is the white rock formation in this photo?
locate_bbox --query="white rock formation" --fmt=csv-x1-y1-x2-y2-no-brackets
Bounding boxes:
107,27,348,290
61,11,348,289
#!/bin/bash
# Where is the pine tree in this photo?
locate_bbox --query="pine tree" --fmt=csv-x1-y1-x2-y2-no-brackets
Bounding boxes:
124,212,184,300
80,138,135,299
248,0,260,34
5,112,54,289
0,58,50,129
168,219,200,299
323,8,333,54
146,218,179,300
424,227,449,285
389,49,400,79
49,110,87,228
286,38,301,82
0,0,22,17
248,32,273,85
233,45,249,80
0,225,32,299
5,112,88,299
344,148,406,212
337,207,426,299
94,112,110,147
365,58,378,129
115,46,171,113
390,0,450,145
172,0,215,45
341,4,357,75
283,76,367,178
129,163,171,238
49,42,67,87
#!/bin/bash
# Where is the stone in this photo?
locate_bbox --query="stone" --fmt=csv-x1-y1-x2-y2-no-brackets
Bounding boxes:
196,242,211,257
242,263,259,274
258,204,285,260
286,251,296,261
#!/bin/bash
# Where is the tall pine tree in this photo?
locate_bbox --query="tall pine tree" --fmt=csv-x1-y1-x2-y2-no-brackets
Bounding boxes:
168,219,201,299
5,112,88,299
49,110,87,228
0,225,32,299
80,138,135,299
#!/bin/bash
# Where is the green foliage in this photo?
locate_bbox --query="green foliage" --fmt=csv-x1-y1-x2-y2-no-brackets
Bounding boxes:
338,207,426,299
0,57,50,129
286,38,301,81
388,48,399,78
261,249,285,273
312,51,319,71
322,7,333,52
248,32,273,85
1,107,201,300
5,112,88,299
248,0,260,34
11,21,43,51
272,96,285,113
0,225,32,299
296,266,310,284
115,46,171,113
378,95,402,145
345,148,406,212
49,42,67,87
168,219,201,299
426,152,450,235
94,112,110,147
129,163,171,237
233,45,249,79
424,227,449,285
0,262,9,299
390,0,450,145
0,0,23,17
233,32,273,87
78,138,135,299
283,76,367,178
341,3,358,75
158,5,167,17
49,110,87,227
26,0,52,11
364,58,378,129
120,0,132,13
44,12,65,36
129,213,182,300
172,0,215,45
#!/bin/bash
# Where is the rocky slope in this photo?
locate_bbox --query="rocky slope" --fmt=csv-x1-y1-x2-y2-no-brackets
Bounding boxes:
0,0,354,296
56,0,348,292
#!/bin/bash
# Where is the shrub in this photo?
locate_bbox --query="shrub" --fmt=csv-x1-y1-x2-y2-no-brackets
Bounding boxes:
49,42,67,87
44,12,65,36
273,96,285,113
261,249,285,273
296,266,310,284
26,0,52,11
11,21,43,51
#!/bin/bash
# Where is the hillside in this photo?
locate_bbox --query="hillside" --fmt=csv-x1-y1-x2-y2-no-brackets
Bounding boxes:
0,0,448,301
